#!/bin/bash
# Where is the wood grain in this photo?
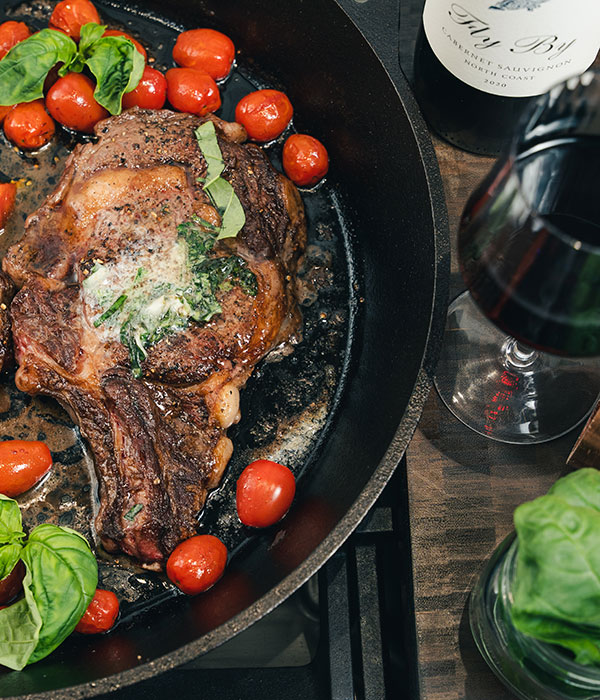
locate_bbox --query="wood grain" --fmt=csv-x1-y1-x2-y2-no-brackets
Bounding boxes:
406,137,581,700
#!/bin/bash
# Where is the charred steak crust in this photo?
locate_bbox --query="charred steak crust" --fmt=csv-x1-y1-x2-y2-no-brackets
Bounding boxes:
4,108,306,566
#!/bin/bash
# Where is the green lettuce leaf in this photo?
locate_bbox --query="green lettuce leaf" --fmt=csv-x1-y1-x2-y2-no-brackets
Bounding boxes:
547,467,600,514
0,29,77,105
85,36,144,114
20,524,97,664
0,565,42,671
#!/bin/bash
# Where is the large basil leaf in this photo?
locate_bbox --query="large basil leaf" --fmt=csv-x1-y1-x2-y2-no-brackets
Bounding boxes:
85,36,144,114
60,21,107,75
0,565,42,671
0,494,25,545
512,493,600,665
0,29,77,105
20,524,97,664
0,542,22,581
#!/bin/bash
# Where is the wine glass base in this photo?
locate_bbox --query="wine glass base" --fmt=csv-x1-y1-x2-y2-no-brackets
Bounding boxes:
434,292,600,444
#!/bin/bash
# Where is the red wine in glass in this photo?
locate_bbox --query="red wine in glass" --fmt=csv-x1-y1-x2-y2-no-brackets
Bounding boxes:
434,71,600,444
459,136,600,358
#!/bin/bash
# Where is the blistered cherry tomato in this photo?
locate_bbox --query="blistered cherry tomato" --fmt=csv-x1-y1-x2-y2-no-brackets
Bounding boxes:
283,134,329,187
0,439,52,497
166,534,227,595
49,0,100,39
235,89,293,142
3,100,55,150
122,66,167,110
173,28,234,81
102,29,147,61
46,73,108,134
166,68,221,116
0,560,25,605
236,460,296,528
0,21,30,59
75,589,119,634
0,182,16,229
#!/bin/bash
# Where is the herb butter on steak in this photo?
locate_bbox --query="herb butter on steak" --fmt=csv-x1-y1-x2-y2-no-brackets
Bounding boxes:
3,108,306,568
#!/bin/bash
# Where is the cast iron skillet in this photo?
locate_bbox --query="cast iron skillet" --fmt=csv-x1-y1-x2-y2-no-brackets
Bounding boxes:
0,0,449,696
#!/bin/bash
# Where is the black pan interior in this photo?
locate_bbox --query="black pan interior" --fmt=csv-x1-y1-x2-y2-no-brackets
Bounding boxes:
0,0,446,697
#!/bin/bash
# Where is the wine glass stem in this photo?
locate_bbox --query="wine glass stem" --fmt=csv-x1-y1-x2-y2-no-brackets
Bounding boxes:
502,338,538,370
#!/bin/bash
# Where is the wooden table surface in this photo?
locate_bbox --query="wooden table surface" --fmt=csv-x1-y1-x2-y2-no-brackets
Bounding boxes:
405,138,582,700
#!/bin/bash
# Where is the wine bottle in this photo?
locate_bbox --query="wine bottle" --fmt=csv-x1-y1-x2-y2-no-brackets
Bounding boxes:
413,0,600,156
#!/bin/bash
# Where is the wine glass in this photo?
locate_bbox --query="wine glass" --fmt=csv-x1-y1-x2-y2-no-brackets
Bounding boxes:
434,70,600,444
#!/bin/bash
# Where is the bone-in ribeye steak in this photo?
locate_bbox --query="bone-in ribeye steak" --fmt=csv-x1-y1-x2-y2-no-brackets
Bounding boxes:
3,108,306,567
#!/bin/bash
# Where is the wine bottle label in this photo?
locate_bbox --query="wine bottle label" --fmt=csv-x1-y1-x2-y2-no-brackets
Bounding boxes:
423,0,600,97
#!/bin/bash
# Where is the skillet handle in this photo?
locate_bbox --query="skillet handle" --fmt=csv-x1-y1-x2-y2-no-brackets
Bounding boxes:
333,0,406,88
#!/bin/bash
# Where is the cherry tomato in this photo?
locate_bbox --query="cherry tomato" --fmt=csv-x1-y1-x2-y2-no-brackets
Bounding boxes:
0,560,25,605
46,73,109,134
75,589,119,634
283,134,329,187
0,182,16,229
166,68,221,116
235,89,293,142
166,534,227,595
173,28,234,81
122,66,167,110
0,21,31,59
3,100,55,150
236,460,296,528
102,29,147,61
0,439,52,497
49,0,101,40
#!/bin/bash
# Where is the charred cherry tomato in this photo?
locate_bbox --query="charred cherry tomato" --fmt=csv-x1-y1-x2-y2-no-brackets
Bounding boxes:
235,89,293,142
166,534,227,595
283,134,329,187
3,100,55,150
166,68,221,116
75,589,119,634
0,182,16,229
0,21,31,59
173,28,234,81
102,29,147,61
46,73,109,134
0,439,52,497
49,0,100,39
122,66,167,110
0,560,25,605
236,460,296,528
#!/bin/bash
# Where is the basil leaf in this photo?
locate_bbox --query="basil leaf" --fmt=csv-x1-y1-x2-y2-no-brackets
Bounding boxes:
0,29,77,106
0,565,42,671
195,122,225,188
0,542,22,581
85,36,144,114
512,493,600,665
547,467,600,514
79,22,107,54
21,524,97,664
0,494,25,546
205,177,246,240
194,121,246,239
